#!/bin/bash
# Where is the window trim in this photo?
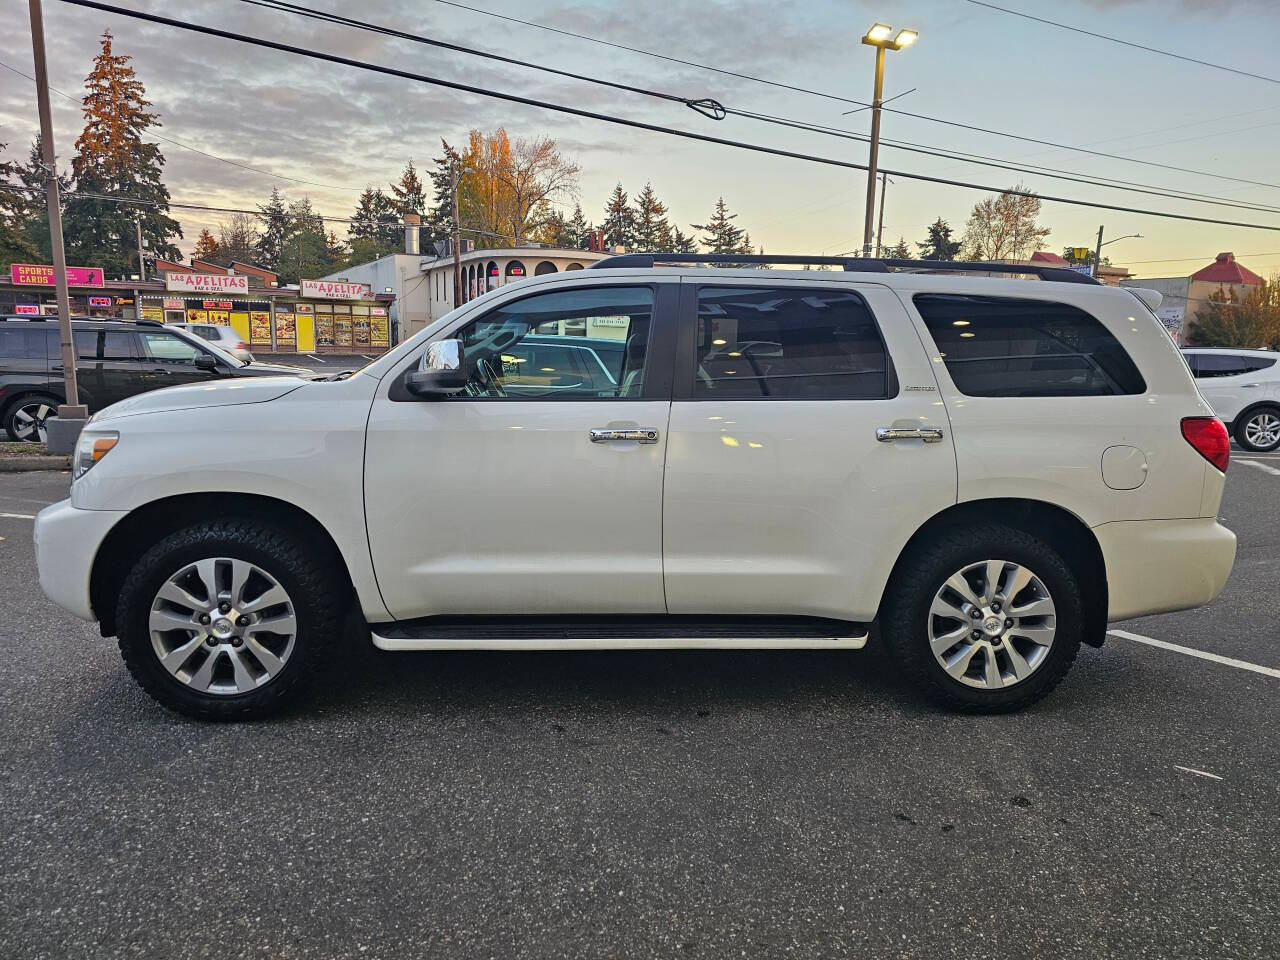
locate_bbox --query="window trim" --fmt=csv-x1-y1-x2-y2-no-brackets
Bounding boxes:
913,292,1147,399
388,281,678,402
672,282,899,402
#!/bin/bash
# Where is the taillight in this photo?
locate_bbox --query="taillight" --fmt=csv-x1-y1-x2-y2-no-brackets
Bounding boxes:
1181,417,1230,472
236,342,247,350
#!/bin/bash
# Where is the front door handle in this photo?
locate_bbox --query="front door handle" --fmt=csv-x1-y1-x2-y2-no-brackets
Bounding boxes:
590,427,660,444
877,426,945,443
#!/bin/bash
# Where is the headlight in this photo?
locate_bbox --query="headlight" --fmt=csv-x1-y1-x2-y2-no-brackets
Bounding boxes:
73,430,119,481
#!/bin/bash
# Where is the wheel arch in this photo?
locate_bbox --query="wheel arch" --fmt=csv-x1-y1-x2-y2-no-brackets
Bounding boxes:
90,492,357,637
1231,399,1280,442
879,498,1108,648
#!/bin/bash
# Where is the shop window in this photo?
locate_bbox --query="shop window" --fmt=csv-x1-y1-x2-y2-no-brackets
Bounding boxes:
535,261,558,276
505,260,527,282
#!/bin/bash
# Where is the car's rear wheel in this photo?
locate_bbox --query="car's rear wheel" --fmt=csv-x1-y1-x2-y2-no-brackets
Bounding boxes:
116,519,346,720
1236,406,1280,452
882,524,1082,712
3,394,59,443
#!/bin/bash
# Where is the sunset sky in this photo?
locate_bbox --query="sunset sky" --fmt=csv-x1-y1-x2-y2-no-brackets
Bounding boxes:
3,0,1279,279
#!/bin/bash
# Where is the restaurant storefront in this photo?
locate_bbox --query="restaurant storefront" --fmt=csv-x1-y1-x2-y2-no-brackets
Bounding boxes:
3,263,395,354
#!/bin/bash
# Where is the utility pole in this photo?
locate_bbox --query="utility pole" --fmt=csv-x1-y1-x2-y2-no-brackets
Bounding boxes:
874,173,890,258
134,215,145,319
28,0,86,447
861,44,886,259
450,154,461,308
1092,225,1105,279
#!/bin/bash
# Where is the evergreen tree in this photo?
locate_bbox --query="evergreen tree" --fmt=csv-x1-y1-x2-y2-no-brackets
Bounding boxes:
691,197,751,258
348,186,401,261
11,137,63,260
390,158,427,218
0,141,38,269
531,207,576,247
254,188,289,270
669,227,698,254
566,203,591,249
325,230,347,266
918,217,962,260
425,144,457,254
885,237,913,259
192,228,219,262
631,182,672,252
276,197,329,284
601,183,634,249
61,31,181,275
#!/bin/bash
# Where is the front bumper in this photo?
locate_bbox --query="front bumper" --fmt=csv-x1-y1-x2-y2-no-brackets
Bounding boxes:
34,499,127,622
1095,517,1236,622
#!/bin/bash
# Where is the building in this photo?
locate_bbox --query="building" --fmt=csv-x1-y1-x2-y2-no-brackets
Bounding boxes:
3,258,396,355
1028,250,1132,285
325,216,607,340
1122,252,1265,343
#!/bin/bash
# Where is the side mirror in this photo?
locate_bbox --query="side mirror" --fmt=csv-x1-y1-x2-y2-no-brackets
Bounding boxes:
405,339,468,397
194,353,218,371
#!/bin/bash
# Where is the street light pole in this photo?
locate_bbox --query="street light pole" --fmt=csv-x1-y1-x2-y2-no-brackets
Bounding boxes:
874,173,890,258
1093,225,1105,279
859,24,917,259
135,215,145,319
28,0,86,431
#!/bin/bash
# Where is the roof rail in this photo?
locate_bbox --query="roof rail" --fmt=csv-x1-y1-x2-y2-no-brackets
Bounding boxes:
588,252,1100,285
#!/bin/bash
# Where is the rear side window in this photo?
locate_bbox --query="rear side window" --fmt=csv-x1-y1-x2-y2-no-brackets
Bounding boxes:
0,328,47,359
914,295,1146,398
1189,353,1277,378
693,286,892,399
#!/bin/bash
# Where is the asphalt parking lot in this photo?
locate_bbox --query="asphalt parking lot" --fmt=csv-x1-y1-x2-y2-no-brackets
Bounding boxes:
1,460,1276,959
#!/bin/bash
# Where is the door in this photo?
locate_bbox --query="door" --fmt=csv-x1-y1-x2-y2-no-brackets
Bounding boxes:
48,328,104,411
137,329,221,388
97,329,146,408
1190,352,1279,422
364,281,678,621
661,280,957,622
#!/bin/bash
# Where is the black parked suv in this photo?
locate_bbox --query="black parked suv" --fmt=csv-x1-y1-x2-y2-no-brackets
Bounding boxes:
1,316,317,442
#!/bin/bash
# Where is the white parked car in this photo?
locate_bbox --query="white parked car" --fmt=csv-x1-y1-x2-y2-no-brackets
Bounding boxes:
1181,347,1280,452
34,255,1236,720
169,321,254,363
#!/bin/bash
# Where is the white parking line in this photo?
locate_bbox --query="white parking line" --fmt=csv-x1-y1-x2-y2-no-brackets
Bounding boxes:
0,512,36,520
1108,629,1280,679
1237,459,1280,476
1174,766,1224,781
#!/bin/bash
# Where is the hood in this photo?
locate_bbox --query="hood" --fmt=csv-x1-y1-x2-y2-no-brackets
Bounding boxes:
236,360,325,378
95,377,308,421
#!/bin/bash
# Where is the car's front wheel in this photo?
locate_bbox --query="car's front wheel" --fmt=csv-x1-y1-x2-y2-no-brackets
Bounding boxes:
116,520,346,720
882,524,1083,712
1236,406,1280,452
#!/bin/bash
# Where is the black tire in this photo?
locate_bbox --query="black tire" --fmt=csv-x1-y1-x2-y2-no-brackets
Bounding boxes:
881,524,1083,713
2,393,59,443
116,519,347,720
1234,406,1280,453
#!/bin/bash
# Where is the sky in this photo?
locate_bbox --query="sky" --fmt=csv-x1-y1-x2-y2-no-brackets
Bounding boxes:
2,0,1279,279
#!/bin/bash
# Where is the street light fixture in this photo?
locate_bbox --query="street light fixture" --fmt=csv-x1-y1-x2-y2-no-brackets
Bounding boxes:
1091,229,1143,278
859,22,917,258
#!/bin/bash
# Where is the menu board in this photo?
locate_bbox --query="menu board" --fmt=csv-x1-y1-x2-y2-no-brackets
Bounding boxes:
370,314,390,347
208,310,230,326
140,306,164,323
352,305,370,347
186,309,208,323
250,311,272,346
334,305,352,347
274,303,296,349
315,304,335,347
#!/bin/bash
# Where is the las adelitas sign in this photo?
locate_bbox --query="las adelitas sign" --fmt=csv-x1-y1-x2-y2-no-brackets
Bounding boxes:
301,279,373,300
165,273,249,294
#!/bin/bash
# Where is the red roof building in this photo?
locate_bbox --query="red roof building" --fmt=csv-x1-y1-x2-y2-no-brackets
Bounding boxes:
1029,250,1069,265
1190,252,1264,285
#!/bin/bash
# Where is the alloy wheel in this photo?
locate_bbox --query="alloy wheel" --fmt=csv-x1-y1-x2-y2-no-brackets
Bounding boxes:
927,559,1057,690
1244,411,1280,451
11,401,55,443
149,557,297,695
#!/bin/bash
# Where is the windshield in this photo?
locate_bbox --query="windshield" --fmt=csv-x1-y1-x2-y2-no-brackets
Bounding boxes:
168,325,245,367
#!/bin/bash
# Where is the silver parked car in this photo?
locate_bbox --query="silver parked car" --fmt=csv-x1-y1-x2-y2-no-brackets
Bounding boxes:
169,322,253,362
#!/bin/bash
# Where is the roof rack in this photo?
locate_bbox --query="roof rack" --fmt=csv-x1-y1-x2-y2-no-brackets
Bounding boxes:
588,253,1100,285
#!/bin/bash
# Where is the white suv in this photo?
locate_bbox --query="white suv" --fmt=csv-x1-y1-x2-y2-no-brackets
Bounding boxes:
1181,347,1280,452
34,255,1237,720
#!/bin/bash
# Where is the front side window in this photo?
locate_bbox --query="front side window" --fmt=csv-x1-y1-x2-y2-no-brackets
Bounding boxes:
914,295,1146,398
1191,353,1277,379
102,331,139,361
692,286,892,399
139,332,204,365
453,286,652,399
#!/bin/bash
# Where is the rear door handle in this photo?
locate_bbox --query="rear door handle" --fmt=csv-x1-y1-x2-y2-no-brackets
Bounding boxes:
877,426,945,443
590,427,660,444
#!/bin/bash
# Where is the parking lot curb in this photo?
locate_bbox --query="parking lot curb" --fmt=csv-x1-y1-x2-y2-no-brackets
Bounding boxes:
0,456,70,473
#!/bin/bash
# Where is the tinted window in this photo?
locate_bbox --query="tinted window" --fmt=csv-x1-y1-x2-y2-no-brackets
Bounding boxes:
1190,353,1277,378
0,328,46,359
454,286,651,399
139,332,203,365
74,330,98,360
914,295,1146,398
102,331,139,361
692,286,891,399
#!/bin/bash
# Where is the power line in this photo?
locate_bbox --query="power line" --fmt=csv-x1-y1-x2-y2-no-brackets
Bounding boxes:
965,0,1280,86
54,0,1280,236
418,0,1280,193
0,57,363,193
232,0,1280,217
